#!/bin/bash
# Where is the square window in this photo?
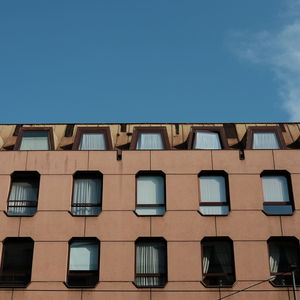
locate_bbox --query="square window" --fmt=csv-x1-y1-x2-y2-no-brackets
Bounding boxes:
7,172,40,216
201,238,235,287
71,172,102,216
268,237,300,286
199,172,230,216
194,131,222,149
135,238,167,287
130,127,170,150
253,132,279,149
0,238,34,287
261,171,294,215
67,238,100,287
73,127,112,150
18,130,51,150
136,172,166,216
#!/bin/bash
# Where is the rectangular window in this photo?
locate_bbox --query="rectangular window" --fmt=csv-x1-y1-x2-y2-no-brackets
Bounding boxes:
268,237,300,286
201,238,235,287
136,172,166,216
137,133,164,150
7,172,40,216
67,238,100,287
194,131,222,149
261,172,293,215
0,238,34,287
72,127,112,150
19,130,50,150
71,172,102,216
199,172,229,216
253,132,280,149
135,238,167,287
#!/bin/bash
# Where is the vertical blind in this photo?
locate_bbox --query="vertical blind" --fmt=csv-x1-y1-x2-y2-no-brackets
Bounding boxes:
194,132,222,149
79,133,106,150
136,133,164,150
253,132,279,149
262,176,289,203
69,241,99,271
199,176,228,215
72,177,101,215
8,181,38,215
136,241,166,286
19,131,49,150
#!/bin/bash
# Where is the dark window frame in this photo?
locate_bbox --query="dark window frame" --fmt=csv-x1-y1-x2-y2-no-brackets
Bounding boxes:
14,127,55,151
6,171,40,217
246,126,286,150
188,126,229,150
70,171,103,217
135,171,166,216
267,236,300,287
134,237,168,288
201,237,236,288
260,170,295,216
0,237,34,288
130,127,170,150
65,237,100,288
198,171,230,216
72,127,113,150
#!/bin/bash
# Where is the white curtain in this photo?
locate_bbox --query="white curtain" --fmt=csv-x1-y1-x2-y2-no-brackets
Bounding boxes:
136,133,164,150
262,176,289,203
8,181,38,215
136,176,165,215
72,178,101,215
136,241,166,286
79,133,106,150
253,132,279,149
195,132,221,149
269,243,280,273
199,176,227,215
69,241,98,271
19,131,49,150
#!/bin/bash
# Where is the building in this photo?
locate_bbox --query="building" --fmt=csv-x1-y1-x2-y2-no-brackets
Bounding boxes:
0,123,299,300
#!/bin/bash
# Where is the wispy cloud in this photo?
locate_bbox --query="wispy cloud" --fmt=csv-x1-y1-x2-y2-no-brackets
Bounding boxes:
230,0,300,121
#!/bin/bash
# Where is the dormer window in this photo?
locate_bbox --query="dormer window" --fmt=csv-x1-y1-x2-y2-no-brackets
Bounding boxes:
15,128,54,150
188,127,228,150
73,127,112,150
246,127,285,149
130,127,170,150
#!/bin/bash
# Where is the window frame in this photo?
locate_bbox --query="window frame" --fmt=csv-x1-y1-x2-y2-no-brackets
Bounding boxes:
72,127,113,150
65,237,100,288
267,236,300,287
0,237,34,288
198,171,230,216
6,171,40,217
14,127,54,151
135,171,166,217
201,237,236,288
134,237,168,288
130,127,170,150
188,126,229,150
246,126,286,150
260,170,294,216
70,171,103,217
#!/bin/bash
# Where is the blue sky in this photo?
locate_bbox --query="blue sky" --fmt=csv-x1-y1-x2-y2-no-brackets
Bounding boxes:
0,0,299,123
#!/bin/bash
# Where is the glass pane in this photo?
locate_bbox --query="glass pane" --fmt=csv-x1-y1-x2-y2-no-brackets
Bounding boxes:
135,206,165,216
69,241,98,271
194,132,222,149
200,176,227,203
79,133,106,150
262,176,290,202
137,133,164,150
137,176,165,205
253,132,279,149
263,205,293,215
200,206,229,216
20,131,49,150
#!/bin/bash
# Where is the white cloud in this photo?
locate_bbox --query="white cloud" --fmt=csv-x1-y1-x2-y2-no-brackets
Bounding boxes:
231,0,300,121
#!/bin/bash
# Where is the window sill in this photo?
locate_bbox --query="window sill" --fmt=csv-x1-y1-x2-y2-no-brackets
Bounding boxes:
64,281,99,289
132,281,167,288
200,280,235,288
